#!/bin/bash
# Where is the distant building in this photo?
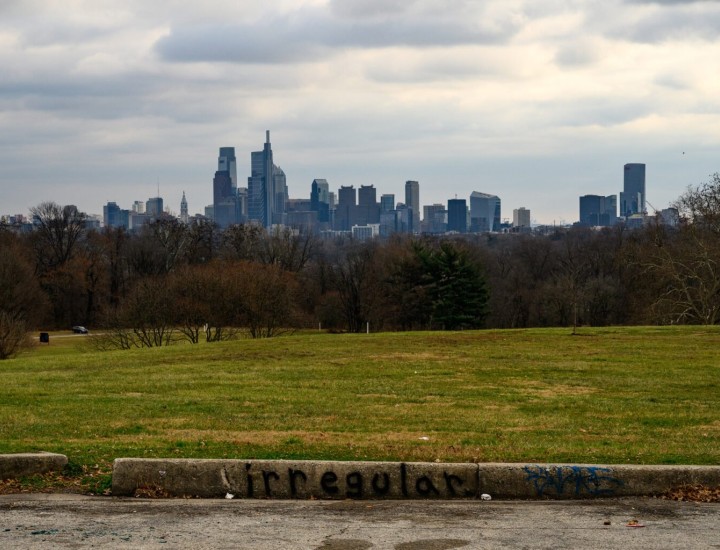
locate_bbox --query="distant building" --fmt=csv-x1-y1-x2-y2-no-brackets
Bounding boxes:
213,170,233,207
620,163,645,217
146,197,163,218
218,147,237,189
335,185,356,231
358,185,380,224
103,201,121,228
447,198,468,233
512,207,531,230
659,208,680,227
248,131,282,228
405,181,420,233
469,192,501,232
579,195,617,227
311,179,331,223
422,204,447,234
380,194,395,212
180,192,188,224
352,224,380,241
379,210,399,237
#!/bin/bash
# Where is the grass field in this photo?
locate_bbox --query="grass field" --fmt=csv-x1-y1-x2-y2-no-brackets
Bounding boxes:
1,326,719,491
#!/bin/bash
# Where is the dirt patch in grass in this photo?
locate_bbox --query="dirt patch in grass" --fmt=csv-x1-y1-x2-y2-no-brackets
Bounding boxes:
367,352,451,362
531,385,598,398
159,429,457,447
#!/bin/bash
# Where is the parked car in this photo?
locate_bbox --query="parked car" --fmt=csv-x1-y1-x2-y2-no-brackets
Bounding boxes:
72,326,88,334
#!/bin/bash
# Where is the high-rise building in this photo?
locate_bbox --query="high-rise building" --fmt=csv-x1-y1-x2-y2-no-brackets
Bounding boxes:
335,185,356,230
447,198,468,233
380,194,395,212
146,197,163,218
579,195,617,226
103,201,121,228
620,163,645,217
248,131,280,228
469,192,501,232
358,185,379,224
311,179,330,223
180,192,189,224
213,171,233,206
422,204,447,234
513,207,531,229
218,147,237,190
273,166,287,225
405,180,420,233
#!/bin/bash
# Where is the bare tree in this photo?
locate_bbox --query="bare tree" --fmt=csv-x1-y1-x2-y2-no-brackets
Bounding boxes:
0,237,48,358
642,226,720,324
122,277,174,347
260,226,316,272
673,173,720,233
233,261,300,338
30,202,86,271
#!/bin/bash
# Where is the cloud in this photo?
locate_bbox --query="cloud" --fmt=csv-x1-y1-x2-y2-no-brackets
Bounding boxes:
554,40,600,67
155,5,520,64
612,1,720,43
627,0,720,4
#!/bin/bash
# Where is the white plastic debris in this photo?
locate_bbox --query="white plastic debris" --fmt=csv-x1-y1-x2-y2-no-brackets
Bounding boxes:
418,436,430,441
481,494,492,501
225,493,235,499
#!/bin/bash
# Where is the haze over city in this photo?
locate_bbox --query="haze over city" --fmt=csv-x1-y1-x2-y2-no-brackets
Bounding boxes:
1,0,719,223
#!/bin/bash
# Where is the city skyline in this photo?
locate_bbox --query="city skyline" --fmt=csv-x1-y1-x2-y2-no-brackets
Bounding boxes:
1,1,719,223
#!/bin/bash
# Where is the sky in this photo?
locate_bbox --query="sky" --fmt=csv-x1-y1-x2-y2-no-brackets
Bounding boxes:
1,0,719,225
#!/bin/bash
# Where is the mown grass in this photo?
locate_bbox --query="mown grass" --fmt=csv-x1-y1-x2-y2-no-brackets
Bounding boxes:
1,326,719,491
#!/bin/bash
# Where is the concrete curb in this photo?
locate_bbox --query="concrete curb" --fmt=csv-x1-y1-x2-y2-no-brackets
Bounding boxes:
0,453,68,480
111,459,720,500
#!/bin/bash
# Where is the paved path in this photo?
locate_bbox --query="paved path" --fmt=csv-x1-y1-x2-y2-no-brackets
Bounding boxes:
1,494,718,549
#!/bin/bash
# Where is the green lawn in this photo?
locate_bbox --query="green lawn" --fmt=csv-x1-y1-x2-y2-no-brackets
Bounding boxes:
1,327,719,491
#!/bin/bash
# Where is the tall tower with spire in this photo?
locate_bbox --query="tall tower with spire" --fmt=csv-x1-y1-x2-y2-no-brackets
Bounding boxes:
248,131,280,228
180,191,189,224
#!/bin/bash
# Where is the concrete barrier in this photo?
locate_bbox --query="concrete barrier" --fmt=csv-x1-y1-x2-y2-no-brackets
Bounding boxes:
112,459,479,499
0,453,68,479
112,459,720,499
479,463,720,499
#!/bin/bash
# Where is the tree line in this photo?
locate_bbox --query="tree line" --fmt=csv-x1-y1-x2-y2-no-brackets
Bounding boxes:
1,174,719,358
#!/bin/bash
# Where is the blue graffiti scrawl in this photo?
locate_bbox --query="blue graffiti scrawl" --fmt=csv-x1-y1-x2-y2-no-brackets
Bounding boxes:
523,465,624,497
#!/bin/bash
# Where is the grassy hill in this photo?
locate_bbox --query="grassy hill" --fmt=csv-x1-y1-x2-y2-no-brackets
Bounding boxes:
1,326,718,491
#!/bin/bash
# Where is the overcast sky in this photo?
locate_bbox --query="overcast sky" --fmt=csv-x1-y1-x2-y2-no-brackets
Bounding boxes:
1,0,719,224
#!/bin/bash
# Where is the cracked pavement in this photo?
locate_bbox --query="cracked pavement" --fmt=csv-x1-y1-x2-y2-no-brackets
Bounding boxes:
1,494,718,549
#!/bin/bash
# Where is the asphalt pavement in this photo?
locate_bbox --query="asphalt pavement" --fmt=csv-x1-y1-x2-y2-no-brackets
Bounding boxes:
1,494,718,549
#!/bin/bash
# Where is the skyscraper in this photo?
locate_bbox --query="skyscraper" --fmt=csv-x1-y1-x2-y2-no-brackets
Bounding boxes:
405,180,420,233
311,179,330,223
358,185,379,224
620,163,645,217
579,195,617,226
180,192,189,224
103,201,120,228
422,204,447,234
469,192,501,232
146,197,163,218
248,131,281,228
380,194,395,212
447,199,468,233
213,170,232,207
335,185,356,231
218,147,237,190
513,207,531,229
